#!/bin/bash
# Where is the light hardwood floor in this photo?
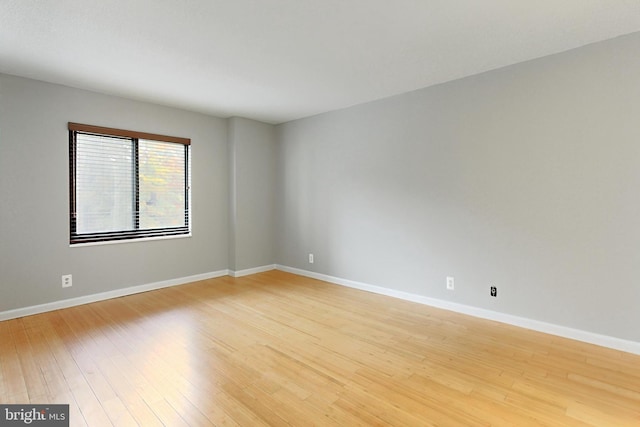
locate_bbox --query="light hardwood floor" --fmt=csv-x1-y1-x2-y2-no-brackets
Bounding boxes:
1,270,639,426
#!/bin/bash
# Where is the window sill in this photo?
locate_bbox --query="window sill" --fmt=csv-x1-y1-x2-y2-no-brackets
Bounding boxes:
70,233,192,248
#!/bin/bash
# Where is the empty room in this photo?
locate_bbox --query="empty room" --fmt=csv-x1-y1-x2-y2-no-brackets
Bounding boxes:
1,1,640,426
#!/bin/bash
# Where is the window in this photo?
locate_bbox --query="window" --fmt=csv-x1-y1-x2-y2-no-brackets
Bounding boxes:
69,122,191,244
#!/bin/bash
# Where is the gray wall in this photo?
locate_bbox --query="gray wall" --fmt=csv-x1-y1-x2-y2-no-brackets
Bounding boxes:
228,117,277,271
0,74,230,312
276,32,640,342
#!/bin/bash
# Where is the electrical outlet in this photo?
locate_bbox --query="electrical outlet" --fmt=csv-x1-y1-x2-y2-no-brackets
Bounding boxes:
308,253,314,264
62,274,72,288
446,276,454,290
490,286,497,297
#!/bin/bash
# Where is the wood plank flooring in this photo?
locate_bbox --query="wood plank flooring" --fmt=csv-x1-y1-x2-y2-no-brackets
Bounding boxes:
1,270,639,426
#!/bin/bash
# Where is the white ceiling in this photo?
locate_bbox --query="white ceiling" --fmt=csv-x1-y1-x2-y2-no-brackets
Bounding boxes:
2,1,640,124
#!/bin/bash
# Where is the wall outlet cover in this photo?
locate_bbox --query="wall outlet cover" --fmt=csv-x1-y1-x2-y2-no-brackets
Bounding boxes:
446,276,454,290
62,274,72,288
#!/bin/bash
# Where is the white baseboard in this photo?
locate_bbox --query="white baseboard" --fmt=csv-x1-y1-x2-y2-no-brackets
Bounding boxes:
229,264,276,278
0,269,229,322
275,265,640,356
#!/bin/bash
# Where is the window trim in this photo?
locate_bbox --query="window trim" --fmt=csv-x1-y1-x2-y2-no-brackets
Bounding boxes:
68,122,191,245
68,123,190,145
